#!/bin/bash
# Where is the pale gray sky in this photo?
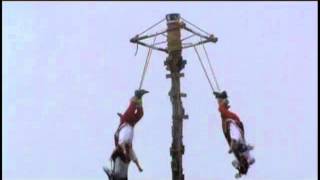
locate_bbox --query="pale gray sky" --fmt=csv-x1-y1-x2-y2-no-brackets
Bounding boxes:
3,2,318,180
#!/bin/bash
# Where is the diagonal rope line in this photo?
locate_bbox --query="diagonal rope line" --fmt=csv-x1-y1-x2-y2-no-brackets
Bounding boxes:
152,33,195,46
201,42,221,91
138,18,166,36
193,46,216,92
161,33,167,37
138,36,157,90
181,16,211,36
181,34,196,42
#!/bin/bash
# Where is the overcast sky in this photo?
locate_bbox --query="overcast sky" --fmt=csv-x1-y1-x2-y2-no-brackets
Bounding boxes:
3,2,318,180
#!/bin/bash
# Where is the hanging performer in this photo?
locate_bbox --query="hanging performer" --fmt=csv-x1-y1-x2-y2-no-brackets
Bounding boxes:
103,89,149,180
213,91,255,177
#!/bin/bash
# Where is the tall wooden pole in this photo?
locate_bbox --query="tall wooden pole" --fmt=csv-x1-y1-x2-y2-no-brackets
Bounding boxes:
130,13,217,180
164,13,187,180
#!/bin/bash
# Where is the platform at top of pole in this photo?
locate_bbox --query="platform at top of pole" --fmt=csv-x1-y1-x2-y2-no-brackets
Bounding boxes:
166,13,181,24
130,13,217,53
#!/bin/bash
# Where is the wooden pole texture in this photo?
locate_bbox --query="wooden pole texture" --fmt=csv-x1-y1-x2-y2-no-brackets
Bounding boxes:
164,13,188,180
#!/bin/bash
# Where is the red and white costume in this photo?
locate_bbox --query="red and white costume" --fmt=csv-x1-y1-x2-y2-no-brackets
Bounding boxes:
218,103,254,164
116,99,143,147
218,103,244,145
111,99,144,178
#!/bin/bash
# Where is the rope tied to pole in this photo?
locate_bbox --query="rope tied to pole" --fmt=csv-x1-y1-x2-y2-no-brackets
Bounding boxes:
138,36,157,90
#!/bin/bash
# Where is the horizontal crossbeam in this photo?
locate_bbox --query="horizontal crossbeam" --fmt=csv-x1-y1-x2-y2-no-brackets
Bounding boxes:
135,41,168,53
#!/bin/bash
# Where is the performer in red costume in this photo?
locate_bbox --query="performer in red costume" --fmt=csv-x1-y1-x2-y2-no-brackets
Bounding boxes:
214,91,255,174
103,89,149,180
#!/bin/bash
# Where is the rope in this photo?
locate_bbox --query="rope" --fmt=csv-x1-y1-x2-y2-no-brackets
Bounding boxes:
193,46,216,92
181,34,196,42
138,36,157,90
201,41,221,91
134,43,139,56
153,39,167,46
181,16,211,36
138,18,165,36
133,18,165,56
151,30,194,46
160,33,167,38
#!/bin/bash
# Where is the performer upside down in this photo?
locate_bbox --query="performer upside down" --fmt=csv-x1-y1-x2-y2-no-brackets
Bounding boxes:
214,91,255,178
103,89,149,180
